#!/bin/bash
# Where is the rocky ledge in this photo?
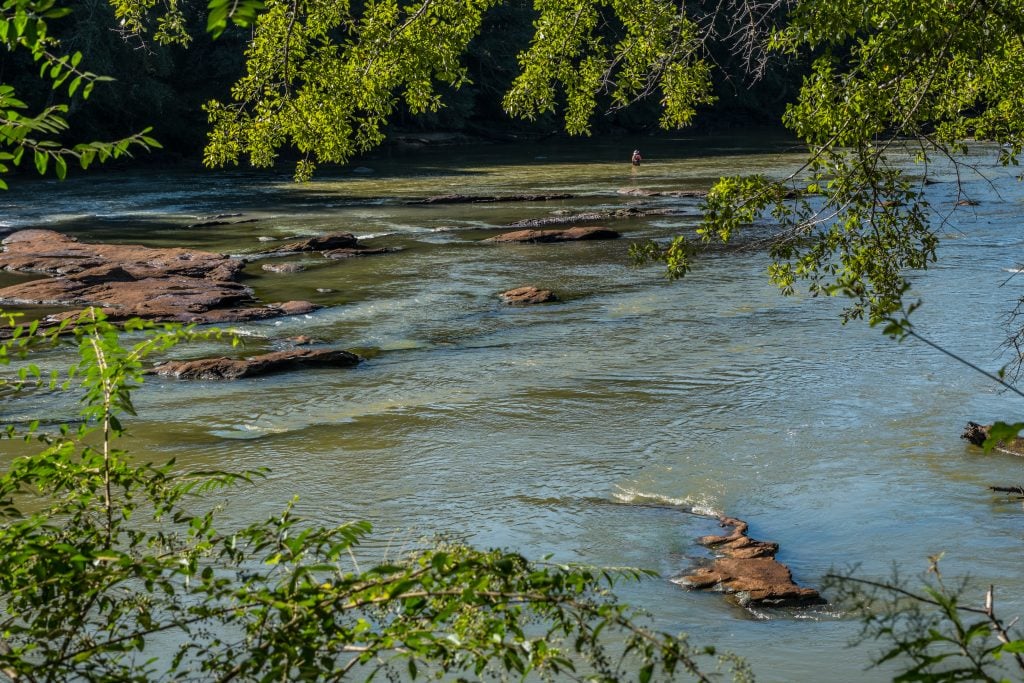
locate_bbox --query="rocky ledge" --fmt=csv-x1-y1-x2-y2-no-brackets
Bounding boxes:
0,229,318,326
676,516,825,608
150,348,361,380
485,227,620,243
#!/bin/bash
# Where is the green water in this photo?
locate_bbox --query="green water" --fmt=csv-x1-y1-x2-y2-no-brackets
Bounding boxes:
4,133,1024,681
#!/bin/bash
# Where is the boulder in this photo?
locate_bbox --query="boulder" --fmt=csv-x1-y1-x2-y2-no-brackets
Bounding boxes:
150,348,361,380
500,286,558,305
485,227,620,243
676,516,825,608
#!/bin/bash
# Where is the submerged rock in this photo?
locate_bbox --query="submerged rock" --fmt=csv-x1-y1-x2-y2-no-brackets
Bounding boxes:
677,516,825,608
262,262,307,274
505,207,669,229
0,229,318,326
485,227,620,243
617,188,709,198
323,247,396,259
500,286,558,305
259,232,397,260
151,348,361,380
263,233,361,254
408,193,574,205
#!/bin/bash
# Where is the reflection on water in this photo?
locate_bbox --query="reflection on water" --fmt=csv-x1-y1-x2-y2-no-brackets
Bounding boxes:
4,134,1024,681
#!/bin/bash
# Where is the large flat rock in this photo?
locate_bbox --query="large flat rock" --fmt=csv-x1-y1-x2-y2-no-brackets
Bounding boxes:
150,348,361,380
0,230,318,325
485,227,620,243
677,516,825,608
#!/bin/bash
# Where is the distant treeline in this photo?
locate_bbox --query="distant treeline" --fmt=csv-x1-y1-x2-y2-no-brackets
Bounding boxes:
4,0,805,166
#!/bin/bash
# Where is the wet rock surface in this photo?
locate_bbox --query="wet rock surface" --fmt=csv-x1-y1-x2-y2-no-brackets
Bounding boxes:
150,348,361,380
500,286,558,305
677,516,825,608
617,188,709,198
408,193,574,205
0,229,318,325
262,262,307,273
258,232,398,259
505,207,669,229
485,227,620,243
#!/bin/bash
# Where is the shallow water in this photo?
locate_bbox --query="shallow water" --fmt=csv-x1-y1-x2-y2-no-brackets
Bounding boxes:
4,133,1024,681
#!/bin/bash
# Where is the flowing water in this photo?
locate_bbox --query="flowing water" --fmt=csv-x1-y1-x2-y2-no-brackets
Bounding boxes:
4,132,1024,681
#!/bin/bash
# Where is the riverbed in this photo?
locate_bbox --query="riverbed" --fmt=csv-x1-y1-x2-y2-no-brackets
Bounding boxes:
3,133,1024,681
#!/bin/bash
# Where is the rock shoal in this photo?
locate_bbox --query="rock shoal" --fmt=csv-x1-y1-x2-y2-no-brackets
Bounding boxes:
0,229,318,325
677,516,825,608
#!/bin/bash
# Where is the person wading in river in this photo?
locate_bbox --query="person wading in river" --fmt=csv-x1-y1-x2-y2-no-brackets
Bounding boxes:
631,149,642,166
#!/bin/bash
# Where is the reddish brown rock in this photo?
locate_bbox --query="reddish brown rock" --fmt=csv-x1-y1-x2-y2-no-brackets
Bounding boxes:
485,227,620,243
500,286,558,305
0,229,244,281
150,348,361,380
677,516,825,608
0,230,318,326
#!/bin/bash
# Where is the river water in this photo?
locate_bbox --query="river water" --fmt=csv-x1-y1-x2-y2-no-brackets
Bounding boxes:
3,133,1024,681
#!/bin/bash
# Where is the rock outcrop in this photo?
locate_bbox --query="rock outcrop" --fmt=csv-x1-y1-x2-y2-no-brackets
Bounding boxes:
677,516,825,608
500,286,558,305
485,227,620,243
0,229,318,325
150,348,361,380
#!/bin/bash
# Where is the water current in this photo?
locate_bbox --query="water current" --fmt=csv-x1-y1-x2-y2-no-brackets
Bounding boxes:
3,132,1024,681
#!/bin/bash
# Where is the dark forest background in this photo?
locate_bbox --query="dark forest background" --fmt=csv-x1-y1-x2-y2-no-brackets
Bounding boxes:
4,0,806,168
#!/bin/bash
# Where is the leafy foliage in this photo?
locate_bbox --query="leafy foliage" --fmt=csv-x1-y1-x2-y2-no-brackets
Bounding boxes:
0,308,746,681
196,0,716,180
826,560,1024,683
634,0,1024,324
0,0,161,187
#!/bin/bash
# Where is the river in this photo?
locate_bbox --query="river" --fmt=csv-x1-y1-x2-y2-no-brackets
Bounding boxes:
3,132,1024,681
